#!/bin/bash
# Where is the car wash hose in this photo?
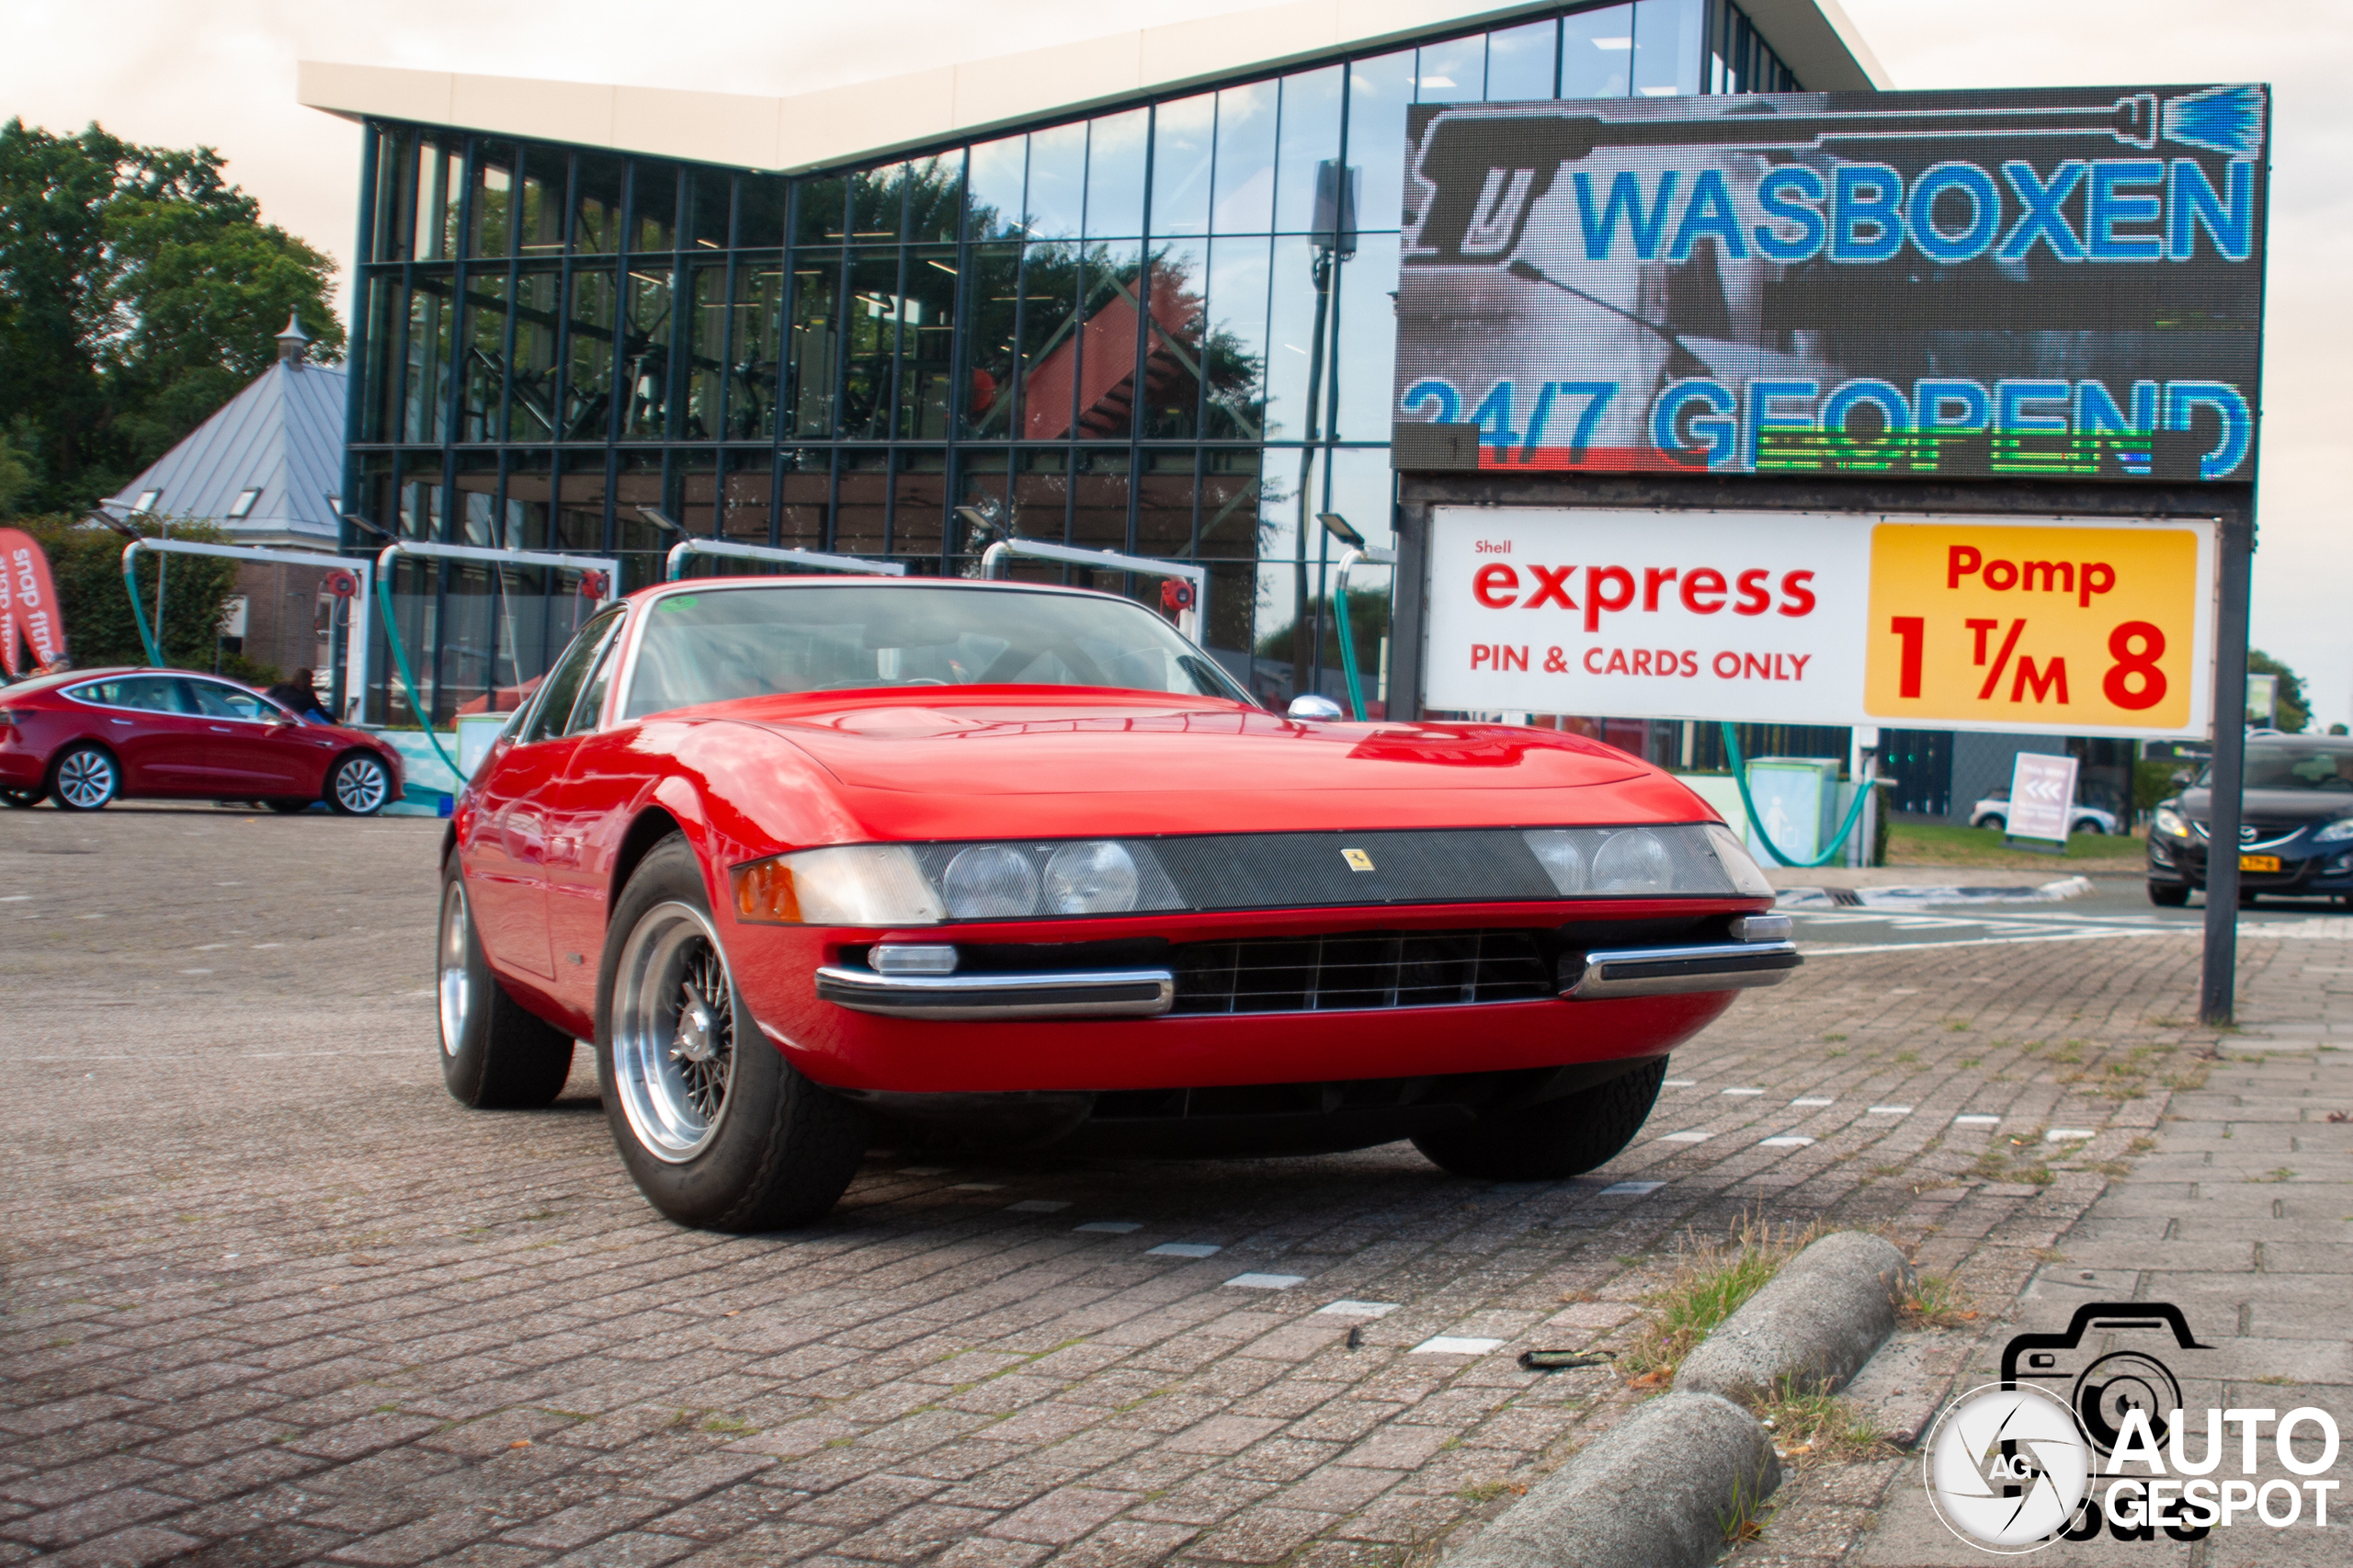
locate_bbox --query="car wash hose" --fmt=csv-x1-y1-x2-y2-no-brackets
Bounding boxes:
1333,581,1368,720
1720,722,1876,869
375,568,463,779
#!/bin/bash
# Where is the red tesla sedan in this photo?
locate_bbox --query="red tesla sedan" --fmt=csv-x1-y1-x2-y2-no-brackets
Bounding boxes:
0,667,403,814
441,577,1796,1231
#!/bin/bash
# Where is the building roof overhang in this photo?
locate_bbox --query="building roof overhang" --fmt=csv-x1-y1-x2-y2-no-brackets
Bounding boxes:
298,0,1887,175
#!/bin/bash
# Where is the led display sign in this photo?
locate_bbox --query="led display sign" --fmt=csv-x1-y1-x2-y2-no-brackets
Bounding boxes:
1392,85,2267,483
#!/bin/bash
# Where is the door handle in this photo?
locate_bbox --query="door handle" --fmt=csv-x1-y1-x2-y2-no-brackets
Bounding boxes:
210,725,235,733
111,718,134,725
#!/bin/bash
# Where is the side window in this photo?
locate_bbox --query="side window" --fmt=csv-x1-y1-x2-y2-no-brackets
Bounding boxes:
564,630,625,735
188,681,276,722
523,611,624,744
87,676,196,713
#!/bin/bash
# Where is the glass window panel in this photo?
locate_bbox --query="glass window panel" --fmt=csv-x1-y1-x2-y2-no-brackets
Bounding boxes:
1563,4,1636,98
508,267,561,440
849,162,906,241
684,263,728,439
1025,122,1086,240
470,142,517,257
899,245,959,440
738,175,787,249
779,450,830,547
563,265,619,440
967,134,1026,240
1203,234,1270,441
892,451,947,557
1212,82,1277,233
1070,453,1129,549
398,460,444,541
841,248,903,440
1010,448,1070,543
953,450,1009,561
518,145,566,254
835,449,890,553
675,449,718,536
557,452,608,553
504,450,553,553
794,176,847,245
1634,0,1704,97
1015,241,1082,440
1196,449,1261,640
1261,236,1324,440
1327,232,1399,441
1074,244,1143,439
1085,108,1148,239
456,452,500,548
612,451,665,590
371,127,412,262
958,241,1022,439
630,162,679,253
904,153,963,244
620,265,675,438
1321,445,1395,558
1134,449,1195,560
1346,50,1414,231
1415,36,1484,104
728,254,784,440
404,274,454,443
459,272,507,442
1149,93,1214,238
1274,65,1344,232
413,140,461,261
688,170,731,250
573,153,625,253
722,451,773,543
1140,240,1208,439
360,275,400,441
1486,18,1559,100
787,252,839,437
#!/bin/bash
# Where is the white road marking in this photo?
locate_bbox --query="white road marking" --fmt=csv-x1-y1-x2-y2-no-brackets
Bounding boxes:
1597,1180,1664,1196
1074,1221,1140,1234
1413,1335,1504,1355
1225,1273,1304,1290
1759,1135,1814,1148
1146,1242,1222,1258
1316,1301,1398,1318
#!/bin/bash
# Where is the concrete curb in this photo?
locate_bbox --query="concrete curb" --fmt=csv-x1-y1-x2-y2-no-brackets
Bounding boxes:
1674,1231,1915,1405
1449,1392,1779,1568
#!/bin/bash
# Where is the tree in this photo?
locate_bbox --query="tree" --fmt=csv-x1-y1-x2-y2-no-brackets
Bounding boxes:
2246,648,2310,733
8,514,240,672
0,120,344,516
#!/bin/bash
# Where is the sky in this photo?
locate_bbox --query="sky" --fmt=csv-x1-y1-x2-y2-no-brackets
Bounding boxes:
6,0,2346,726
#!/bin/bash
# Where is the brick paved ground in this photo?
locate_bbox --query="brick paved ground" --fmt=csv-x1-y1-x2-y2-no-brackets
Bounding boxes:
0,806,2267,1567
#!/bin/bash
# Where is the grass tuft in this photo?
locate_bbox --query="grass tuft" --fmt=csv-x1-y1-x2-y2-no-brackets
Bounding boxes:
1620,1215,1824,1382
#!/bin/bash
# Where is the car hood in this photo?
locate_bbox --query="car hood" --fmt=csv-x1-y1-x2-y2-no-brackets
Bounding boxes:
2180,788,2353,827
717,689,1652,795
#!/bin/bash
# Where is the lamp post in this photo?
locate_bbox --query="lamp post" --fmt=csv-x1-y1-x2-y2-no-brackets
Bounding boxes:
1289,160,1358,704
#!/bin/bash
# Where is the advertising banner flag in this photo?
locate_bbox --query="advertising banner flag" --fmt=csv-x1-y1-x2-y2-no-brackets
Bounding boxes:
1393,85,2266,483
1422,506,2215,738
0,528,67,676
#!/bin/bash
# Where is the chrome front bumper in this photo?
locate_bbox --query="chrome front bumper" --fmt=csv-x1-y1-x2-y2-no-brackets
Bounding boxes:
1564,941,1801,999
814,965,1176,1021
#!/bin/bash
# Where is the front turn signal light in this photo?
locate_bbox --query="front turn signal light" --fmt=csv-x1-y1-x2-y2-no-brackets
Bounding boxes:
729,845,946,926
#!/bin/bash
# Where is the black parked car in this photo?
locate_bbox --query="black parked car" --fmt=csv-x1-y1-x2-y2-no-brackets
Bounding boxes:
2147,736,2353,907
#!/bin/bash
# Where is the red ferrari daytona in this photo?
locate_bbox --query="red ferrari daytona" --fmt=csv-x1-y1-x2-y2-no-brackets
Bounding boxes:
441,576,1797,1229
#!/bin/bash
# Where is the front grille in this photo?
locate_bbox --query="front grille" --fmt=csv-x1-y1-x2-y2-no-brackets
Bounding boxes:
1170,928,1554,1015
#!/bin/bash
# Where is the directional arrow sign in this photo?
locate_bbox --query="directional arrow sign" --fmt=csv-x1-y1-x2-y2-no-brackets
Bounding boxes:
2006,753,2080,844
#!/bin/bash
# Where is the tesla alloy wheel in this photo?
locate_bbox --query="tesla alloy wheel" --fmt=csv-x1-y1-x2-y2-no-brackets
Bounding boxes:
597,835,866,1231
329,752,392,814
438,865,576,1108
51,745,119,811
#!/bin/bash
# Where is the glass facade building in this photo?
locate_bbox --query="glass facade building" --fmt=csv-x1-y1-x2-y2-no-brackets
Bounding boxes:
344,0,1803,724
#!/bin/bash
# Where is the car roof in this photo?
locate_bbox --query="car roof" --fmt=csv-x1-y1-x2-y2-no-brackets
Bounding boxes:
621,574,1136,609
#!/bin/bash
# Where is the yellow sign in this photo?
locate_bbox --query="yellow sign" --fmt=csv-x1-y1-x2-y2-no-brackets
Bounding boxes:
1863,522,2206,731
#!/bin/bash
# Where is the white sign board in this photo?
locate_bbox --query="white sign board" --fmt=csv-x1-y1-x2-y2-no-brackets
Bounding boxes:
1421,506,2216,737
2006,753,2080,844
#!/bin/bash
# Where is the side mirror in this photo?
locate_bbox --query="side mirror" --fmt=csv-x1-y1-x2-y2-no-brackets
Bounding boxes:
1288,695,1345,722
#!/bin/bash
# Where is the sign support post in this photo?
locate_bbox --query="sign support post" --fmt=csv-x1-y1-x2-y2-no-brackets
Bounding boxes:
2200,516,2254,1025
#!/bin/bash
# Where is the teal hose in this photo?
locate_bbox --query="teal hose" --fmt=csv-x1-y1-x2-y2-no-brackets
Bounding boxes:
375,565,462,778
1333,579,1367,720
1720,722,1874,869
122,548,165,666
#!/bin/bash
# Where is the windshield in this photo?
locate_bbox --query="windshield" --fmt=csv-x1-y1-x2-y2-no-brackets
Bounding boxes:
2200,743,2353,792
622,584,1250,720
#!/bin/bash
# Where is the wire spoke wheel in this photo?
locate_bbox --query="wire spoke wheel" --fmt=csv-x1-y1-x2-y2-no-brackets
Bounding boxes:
438,881,473,1058
333,756,390,813
610,900,738,1163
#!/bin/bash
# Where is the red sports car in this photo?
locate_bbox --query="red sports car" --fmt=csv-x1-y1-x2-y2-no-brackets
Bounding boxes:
0,667,403,814
438,577,1796,1230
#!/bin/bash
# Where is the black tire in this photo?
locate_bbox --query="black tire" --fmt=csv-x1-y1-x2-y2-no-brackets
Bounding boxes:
2076,820,2106,835
50,744,119,811
1,787,41,809
596,835,867,1231
438,860,576,1108
2147,882,2191,907
327,751,392,815
1980,814,2006,834
1413,1056,1670,1181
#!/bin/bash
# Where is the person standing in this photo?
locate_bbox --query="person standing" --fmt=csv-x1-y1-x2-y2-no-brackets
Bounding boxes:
265,668,333,724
